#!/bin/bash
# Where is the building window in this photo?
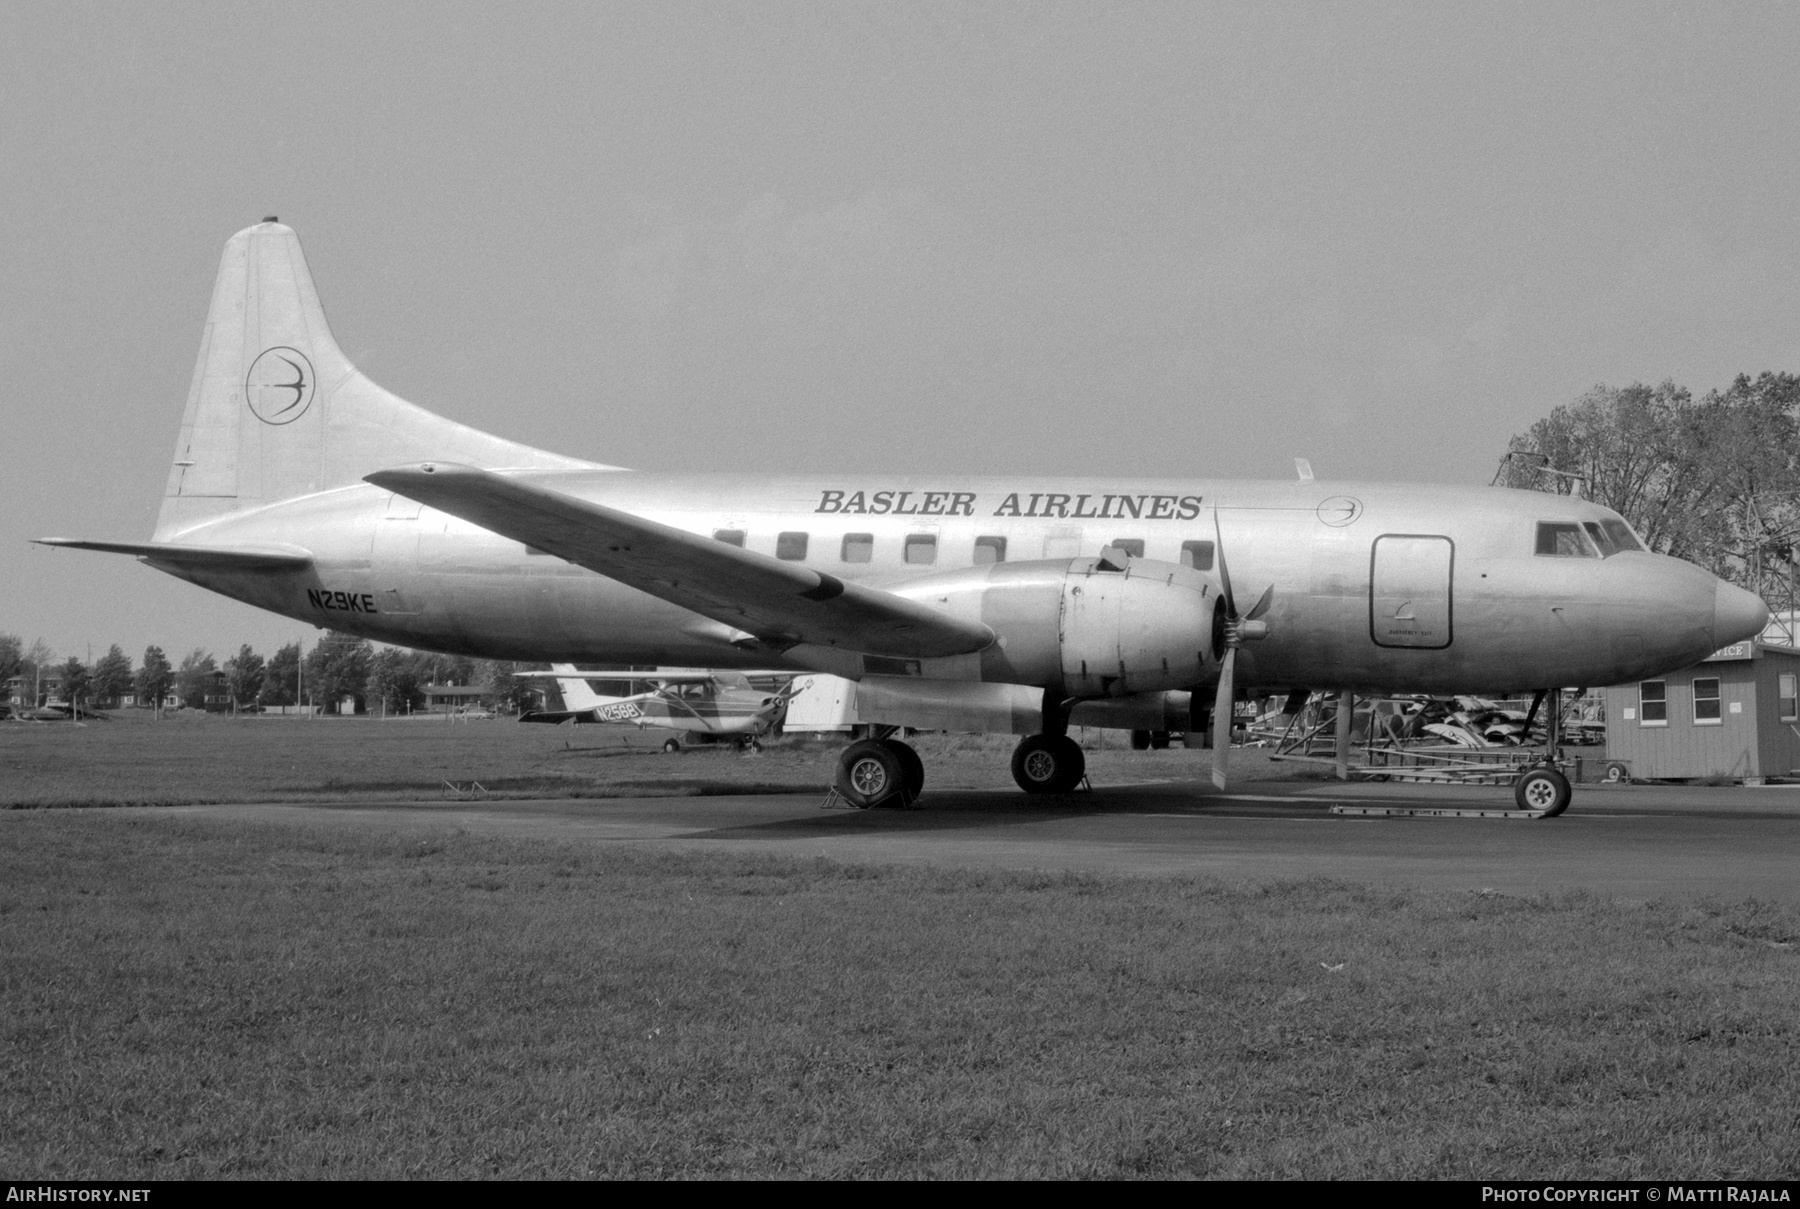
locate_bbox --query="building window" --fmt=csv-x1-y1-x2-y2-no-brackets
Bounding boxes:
713,529,745,547
973,536,1006,565
1782,674,1797,722
1110,538,1145,558
1181,540,1215,571
776,532,809,561
841,533,873,563
1693,677,1722,725
1639,680,1667,725
904,534,938,565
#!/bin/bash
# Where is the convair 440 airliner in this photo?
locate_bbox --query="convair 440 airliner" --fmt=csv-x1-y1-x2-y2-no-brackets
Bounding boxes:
38,220,1769,814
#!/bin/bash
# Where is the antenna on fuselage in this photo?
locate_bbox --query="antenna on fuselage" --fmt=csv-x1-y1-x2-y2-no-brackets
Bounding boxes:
1492,450,1588,499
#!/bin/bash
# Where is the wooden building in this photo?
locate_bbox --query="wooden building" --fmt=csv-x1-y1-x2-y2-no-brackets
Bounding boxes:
1601,641,1800,781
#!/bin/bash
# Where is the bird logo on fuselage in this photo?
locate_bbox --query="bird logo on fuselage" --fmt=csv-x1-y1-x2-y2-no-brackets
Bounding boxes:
245,346,316,425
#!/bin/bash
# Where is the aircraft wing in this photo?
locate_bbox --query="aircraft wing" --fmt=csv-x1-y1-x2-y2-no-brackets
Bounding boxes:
34,538,314,571
365,463,993,659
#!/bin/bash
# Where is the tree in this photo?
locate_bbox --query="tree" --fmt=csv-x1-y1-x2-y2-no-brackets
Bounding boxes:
479,660,538,714
304,631,373,714
0,634,21,692
17,639,55,706
59,656,90,709
136,646,174,713
260,642,302,708
176,649,217,711
365,648,423,716
90,645,133,708
223,644,265,712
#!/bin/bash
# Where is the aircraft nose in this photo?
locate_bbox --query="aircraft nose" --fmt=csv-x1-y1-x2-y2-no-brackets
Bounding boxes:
1714,580,1770,648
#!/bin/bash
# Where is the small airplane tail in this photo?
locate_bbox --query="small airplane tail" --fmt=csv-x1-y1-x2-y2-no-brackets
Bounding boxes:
155,219,607,541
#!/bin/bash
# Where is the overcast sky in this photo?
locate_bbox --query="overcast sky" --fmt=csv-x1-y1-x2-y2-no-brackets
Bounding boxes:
5,1,1800,662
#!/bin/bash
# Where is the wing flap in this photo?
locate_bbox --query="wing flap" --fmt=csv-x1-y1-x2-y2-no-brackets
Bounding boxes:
365,463,993,659
34,538,314,570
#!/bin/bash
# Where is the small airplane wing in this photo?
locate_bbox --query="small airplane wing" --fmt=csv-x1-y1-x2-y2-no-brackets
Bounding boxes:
34,538,314,571
365,463,993,660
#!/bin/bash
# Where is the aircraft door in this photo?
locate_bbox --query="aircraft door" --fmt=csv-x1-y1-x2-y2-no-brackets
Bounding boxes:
1369,535,1453,649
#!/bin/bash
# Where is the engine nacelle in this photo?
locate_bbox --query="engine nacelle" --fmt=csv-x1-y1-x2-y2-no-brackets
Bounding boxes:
888,555,1223,697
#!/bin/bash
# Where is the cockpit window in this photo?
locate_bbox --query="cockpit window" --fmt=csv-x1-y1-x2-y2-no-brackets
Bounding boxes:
1583,522,1617,556
1535,522,1598,557
1601,519,1645,552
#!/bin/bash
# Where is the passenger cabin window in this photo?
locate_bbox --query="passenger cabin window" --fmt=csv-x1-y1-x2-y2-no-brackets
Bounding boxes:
1535,522,1598,557
585,679,638,698
776,531,809,561
1639,680,1667,725
1782,674,1798,722
841,533,873,563
1110,539,1145,558
1692,677,1722,724
904,534,938,565
1181,540,1215,571
973,536,1006,565
713,529,745,547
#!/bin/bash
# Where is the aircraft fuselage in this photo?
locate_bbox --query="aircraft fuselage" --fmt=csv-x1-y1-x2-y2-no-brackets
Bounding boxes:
160,471,1744,696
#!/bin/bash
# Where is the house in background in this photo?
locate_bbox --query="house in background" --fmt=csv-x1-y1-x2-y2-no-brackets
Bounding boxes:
1601,641,1800,781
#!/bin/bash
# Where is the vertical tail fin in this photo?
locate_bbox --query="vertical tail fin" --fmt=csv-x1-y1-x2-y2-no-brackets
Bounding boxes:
155,219,606,540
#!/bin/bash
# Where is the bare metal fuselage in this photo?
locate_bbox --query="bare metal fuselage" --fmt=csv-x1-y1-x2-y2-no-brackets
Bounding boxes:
158,470,1734,697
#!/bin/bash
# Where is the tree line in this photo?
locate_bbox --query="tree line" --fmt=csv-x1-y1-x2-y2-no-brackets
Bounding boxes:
0,632,540,715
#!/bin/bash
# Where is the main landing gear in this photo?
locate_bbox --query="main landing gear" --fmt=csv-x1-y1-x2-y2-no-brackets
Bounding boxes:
834,732,926,808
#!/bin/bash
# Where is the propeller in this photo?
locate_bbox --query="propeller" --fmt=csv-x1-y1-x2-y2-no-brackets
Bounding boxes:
1210,508,1274,790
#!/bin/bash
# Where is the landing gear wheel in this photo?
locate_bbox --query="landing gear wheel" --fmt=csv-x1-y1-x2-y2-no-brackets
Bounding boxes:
836,739,904,808
881,738,925,802
1011,734,1086,794
661,737,681,753
1514,766,1572,817
1149,730,1171,750
1603,761,1630,784
1130,729,1152,751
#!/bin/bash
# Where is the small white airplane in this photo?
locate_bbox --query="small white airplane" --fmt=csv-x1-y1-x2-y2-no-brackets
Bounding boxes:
516,664,795,751
37,220,1770,814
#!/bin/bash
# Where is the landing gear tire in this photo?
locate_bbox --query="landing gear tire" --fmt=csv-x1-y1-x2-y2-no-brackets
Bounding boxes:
735,737,762,753
661,738,681,754
836,739,904,808
1603,761,1630,784
1011,734,1086,794
881,738,925,802
1514,766,1572,817
1130,729,1152,751
1149,730,1171,750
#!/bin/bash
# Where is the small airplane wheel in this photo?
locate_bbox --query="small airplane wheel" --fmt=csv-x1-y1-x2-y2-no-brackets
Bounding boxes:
836,739,903,808
881,738,925,802
1149,730,1171,750
1011,734,1085,794
747,738,762,753
1514,766,1571,817
661,737,681,753
1130,729,1151,751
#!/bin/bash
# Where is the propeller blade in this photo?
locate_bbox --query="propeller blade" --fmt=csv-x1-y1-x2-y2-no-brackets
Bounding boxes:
1211,648,1236,790
1212,506,1236,618
1245,583,1275,621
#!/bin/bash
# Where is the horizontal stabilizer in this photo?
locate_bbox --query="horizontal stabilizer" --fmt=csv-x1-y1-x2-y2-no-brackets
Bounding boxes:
34,538,314,571
366,463,994,660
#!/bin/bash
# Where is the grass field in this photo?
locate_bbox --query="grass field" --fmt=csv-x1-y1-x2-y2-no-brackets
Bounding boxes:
0,709,1308,807
2,812,1797,1179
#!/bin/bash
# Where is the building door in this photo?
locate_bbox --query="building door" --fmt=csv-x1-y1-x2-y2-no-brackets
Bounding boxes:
1370,535,1453,649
